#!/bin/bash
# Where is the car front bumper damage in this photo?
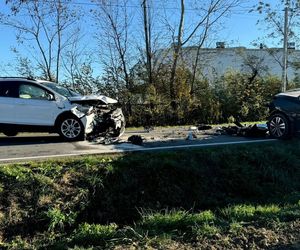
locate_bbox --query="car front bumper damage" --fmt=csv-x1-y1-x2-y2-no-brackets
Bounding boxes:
71,102,125,143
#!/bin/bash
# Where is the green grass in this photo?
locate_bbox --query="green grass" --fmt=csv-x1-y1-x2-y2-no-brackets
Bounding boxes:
138,209,215,235
71,223,118,246
1,139,300,248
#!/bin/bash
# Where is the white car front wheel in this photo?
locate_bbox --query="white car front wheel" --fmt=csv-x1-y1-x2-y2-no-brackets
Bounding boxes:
58,116,84,141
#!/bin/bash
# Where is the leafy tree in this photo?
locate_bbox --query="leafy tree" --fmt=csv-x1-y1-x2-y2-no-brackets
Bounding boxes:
254,0,299,44
215,70,281,122
253,0,300,88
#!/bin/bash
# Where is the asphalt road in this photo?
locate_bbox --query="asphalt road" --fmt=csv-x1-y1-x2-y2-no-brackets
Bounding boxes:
0,130,277,163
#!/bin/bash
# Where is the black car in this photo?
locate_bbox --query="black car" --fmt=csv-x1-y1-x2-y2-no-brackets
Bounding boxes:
268,89,300,139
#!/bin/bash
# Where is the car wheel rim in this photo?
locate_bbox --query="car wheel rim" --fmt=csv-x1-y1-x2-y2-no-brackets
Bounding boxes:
270,116,286,138
61,119,81,139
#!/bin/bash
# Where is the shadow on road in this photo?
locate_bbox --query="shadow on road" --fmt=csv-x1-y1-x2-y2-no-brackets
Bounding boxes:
0,134,64,146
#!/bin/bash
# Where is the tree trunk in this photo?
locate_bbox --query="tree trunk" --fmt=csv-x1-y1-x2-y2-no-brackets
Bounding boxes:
56,0,62,82
169,0,184,101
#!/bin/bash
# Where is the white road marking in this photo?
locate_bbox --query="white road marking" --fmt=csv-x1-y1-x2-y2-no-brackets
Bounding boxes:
0,139,277,163
0,153,81,162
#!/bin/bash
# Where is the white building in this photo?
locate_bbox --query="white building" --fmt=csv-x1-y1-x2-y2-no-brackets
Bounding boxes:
157,44,300,82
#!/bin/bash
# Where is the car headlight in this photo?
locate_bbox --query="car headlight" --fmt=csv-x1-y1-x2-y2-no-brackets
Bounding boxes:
76,105,94,115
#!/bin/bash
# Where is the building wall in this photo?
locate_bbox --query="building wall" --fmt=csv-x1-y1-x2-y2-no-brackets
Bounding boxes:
158,46,300,82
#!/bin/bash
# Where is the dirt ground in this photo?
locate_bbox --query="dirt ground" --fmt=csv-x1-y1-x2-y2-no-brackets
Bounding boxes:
113,220,300,250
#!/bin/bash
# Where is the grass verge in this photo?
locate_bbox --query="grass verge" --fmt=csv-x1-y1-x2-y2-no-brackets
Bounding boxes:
0,140,300,249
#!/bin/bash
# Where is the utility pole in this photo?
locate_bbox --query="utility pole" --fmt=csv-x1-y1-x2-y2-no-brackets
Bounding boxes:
282,0,289,92
142,0,152,85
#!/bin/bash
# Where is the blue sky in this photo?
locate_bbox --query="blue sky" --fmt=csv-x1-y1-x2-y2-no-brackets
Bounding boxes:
218,12,260,47
0,0,282,76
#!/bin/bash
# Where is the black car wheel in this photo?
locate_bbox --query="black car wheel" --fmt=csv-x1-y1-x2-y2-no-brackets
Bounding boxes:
58,115,84,141
268,113,290,139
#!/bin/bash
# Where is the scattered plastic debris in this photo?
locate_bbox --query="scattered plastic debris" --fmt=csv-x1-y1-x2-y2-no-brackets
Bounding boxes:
186,131,197,140
189,126,198,131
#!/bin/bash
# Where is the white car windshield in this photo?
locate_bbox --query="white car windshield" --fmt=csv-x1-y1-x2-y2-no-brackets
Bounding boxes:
42,82,80,98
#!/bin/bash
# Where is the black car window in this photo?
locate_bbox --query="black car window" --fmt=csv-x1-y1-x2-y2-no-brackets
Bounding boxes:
19,84,51,100
0,81,18,98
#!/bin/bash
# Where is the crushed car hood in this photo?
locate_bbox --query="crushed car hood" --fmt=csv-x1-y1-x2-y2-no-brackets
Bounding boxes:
68,95,118,105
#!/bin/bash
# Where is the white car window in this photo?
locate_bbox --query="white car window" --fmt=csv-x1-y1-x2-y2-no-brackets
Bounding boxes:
19,84,50,100
42,81,80,97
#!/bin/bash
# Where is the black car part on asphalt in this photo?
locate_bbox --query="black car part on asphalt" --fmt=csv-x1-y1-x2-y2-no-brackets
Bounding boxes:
128,135,143,145
219,123,269,138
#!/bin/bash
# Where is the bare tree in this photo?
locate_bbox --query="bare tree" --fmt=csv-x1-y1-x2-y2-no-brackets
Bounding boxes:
93,0,133,91
190,13,212,98
169,0,185,100
61,30,95,90
239,52,269,84
1,0,81,81
167,0,240,100
92,0,137,118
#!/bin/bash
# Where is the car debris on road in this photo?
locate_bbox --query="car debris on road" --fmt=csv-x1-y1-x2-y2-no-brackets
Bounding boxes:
124,122,269,148
187,121,269,139
214,123,269,138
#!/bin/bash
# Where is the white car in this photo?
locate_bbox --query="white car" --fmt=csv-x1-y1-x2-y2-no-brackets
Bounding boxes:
0,77,124,141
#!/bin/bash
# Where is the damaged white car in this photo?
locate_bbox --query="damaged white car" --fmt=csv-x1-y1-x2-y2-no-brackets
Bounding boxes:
0,77,125,141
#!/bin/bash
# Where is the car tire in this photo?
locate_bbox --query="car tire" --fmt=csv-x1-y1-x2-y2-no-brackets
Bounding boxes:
57,115,85,141
268,113,291,139
3,130,18,137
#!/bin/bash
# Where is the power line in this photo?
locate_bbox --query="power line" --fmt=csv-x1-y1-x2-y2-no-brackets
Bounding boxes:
24,0,259,13
17,0,300,15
